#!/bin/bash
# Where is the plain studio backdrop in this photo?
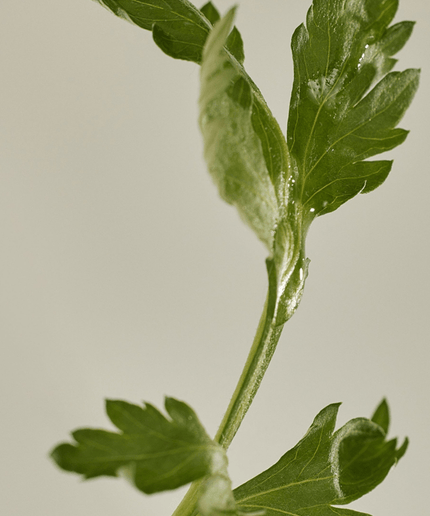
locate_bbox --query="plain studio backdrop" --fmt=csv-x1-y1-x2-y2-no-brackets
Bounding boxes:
1,1,429,515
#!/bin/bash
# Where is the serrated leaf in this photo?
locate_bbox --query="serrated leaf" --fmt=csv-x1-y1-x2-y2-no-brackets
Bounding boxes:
51,397,220,494
234,402,407,516
52,397,244,516
92,1,291,253
199,9,279,250
93,0,212,63
88,1,419,469
93,0,245,66
287,0,420,223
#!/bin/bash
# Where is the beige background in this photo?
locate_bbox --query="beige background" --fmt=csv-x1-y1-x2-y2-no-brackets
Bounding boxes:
1,1,429,515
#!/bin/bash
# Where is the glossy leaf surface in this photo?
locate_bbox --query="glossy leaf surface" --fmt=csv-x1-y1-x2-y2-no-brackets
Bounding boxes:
234,401,407,516
91,0,289,212
51,397,219,494
199,9,278,250
197,10,307,329
287,0,419,223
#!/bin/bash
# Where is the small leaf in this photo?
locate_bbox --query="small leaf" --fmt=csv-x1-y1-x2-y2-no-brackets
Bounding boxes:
51,397,220,494
287,0,420,223
234,402,407,516
199,9,279,250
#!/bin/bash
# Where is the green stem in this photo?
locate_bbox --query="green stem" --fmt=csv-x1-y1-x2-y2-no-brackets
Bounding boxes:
173,222,307,516
172,479,204,516
214,291,282,449
172,285,284,516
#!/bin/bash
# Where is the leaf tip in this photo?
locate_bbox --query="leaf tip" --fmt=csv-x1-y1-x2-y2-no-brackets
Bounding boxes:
49,443,61,464
50,442,76,473
396,436,409,462
225,5,238,25
164,396,187,419
164,395,175,406
371,398,390,434
105,398,122,422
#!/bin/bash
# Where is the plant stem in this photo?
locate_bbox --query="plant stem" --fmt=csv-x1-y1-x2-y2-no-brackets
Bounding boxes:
171,479,204,516
214,292,283,449
212,230,307,451
172,218,307,515
172,286,285,516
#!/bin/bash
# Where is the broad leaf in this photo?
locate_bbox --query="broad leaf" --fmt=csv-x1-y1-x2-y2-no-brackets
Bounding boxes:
91,0,419,296
234,400,407,516
91,0,289,222
92,2,288,245
197,10,307,331
51,397,221,495
199,8,278,250
52,397,243,515
287,0,419,223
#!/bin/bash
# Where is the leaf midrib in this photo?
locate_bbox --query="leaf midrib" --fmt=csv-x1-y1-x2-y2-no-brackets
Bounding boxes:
235,475,334,504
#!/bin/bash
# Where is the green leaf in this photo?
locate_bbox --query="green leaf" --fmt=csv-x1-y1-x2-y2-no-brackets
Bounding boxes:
51,397,220,494
226,26,245,64
287,0,420,223
201,2,220,25
52,397,244,515
234,402,407,516
371,398,390,434
93,0,245,65
197,8,309,335
199,8,279,251
92,0,288,205
92,1,291,253
93,0,212,63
